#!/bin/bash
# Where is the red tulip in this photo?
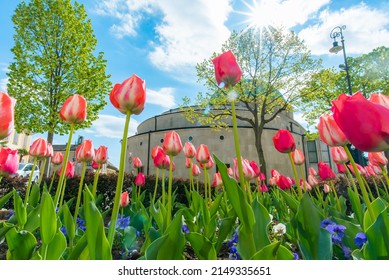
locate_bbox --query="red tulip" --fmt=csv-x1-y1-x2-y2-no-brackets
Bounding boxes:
59,94,87,124
309,167,317,176
259,172,266,181
192,163,201,177
185,157,192,168
76,140,95,162
200,156,214,170
332,92,389,151
277,175,293,190
133,157,142,168
348,163,366,176
369,93,389,109
272,129,296,153
0,92,15,140
271,169,280,177
212,172,223,188
51,152,64,165
91,160,99,169
163,131,183,156
368,152,388,167
183,142,196,158
95,146,108,164
151,146,163,160
153,149,166,169
135,172,145,186
291,149,305,165
109,74,146,115
249,160,261,177
336,163,347,174
318,114,349,147
0,147,19,176
58,161,75,178
196,144,211,164
307,174,319,186
120,191,129,207
330,146,348,164
212,50,242,88
318,161,335,181
258,184,269,192
29,138,48,158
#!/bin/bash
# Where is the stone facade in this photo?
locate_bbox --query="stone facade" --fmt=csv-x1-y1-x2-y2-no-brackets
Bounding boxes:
126,106,333,181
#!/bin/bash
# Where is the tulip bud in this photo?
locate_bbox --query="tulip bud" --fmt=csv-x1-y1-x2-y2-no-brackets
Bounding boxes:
318,162,336,181
120,192,129,207
272,129,296,153
330,146,348,164
249,160,261,177
109,74,146,115
307,174,319,186
212,50,242,88
133,157,142,168
336,163,347,174
185,157,192,169
277,175,293,190
0,92,15,140
60,94,87,124
76,140,95,162
196,144,211,164
368,152,388,167
291,149,305,165
183,142,196,158
200,156,214,170
258,184,269,192
51,152,64,165
192,163,201,177
212,172,223,188
151,146,163,160
0,147,19,176
309,167,317,176
46,143,53,158
163,131,183,156
323,184,331,193
135,172,145,186
29,138,48,158
318,114,348,147
58,161,75,178
95,146,108,164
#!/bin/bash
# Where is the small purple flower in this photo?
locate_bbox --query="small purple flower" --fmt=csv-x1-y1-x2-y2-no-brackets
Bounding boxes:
116,216,131,230
182,224,190,234
341,244,351,259
60,226,67,236
227,231,239,247
354,232,367,248
293,252,299,260
320,219,335,228
324,224,346,244
229,245,241,260
6,210,14,219
76,217,86,231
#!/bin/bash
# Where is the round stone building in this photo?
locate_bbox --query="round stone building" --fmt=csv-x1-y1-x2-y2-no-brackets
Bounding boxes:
125,104,332,181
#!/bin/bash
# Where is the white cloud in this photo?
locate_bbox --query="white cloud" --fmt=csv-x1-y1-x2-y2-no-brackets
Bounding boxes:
147,87,176,108
85,114,139,139
0,62,9,73
299,3,389,55
0,78,8,92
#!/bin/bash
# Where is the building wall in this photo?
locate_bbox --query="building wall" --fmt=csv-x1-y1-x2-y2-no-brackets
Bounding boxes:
3,131,32,163
126,108,313,181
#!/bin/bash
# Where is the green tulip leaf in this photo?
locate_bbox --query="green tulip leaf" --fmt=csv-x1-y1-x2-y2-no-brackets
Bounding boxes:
29,183,41,208
40,192,57,244
363,207,389,260
45,231,67,260
0,189,14,209
62,203,75,241
186,232,217,260
347,188,363,226
252,198,271,251
13,191,27,228
210,193,223,217
0,222,15,240
68,234,88,260
364,197,386,231
279,189,299,214
6,228,37,260
123,226,137,251
215,216,235,253
251,241,294,260
24,206,41,232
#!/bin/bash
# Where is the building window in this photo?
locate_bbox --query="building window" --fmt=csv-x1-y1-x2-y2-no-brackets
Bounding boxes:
138,166,144,173
307,141,318,163
216,163,230,173
13,132,19,145
188,136,193,142
140,142,143,146
219,135,224,140
320,141,331,165
160,139,164,143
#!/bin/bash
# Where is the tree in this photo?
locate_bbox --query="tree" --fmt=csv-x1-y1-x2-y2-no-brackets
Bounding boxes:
182,27,321,176
7,0,111,146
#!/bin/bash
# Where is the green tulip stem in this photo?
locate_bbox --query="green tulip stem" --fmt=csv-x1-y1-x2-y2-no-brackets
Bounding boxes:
48,165,58,193
92,164,101,198
59,178,67,208
329,181,341,212
288,152,302,199
204,168,208,203
38,157,46,186
54,124,75,208
362,177,375,201
208,169,212,204
167,154,174,225
344,145,375,221
24,157,38,207
231,99,246,199
108,112,131,247
381,167,389,194
196,176,199,193
371,177,381,197
152,168,159,204
161,169,166,205
344,163,360,199
299,165,306,191
73,161,87,221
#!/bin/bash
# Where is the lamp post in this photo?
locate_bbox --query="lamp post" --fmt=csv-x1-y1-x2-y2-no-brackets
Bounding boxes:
329,25,352,95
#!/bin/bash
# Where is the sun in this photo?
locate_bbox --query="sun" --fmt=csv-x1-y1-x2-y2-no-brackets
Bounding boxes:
237,0,279,30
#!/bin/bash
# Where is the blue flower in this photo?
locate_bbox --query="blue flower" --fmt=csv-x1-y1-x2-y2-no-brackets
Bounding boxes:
6,210,14,219
320,219,335,228
76,218,86,231
354,232,367,248
182,224,190,234
293,252,299,260
227,231,239,247
229,245,241,260
341,245,352,259
60,226,67,236
324,224,346,244
116,216,131,230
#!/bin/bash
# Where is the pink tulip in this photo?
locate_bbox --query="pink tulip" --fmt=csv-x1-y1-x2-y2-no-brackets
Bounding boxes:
45,143,53,158
0,147,19,176
318,162,335,181
227,167,234,177
291,149,305,165
200,156,214,170
185,157,192,169
364,165,376,177
163,131,183,156
212,50,242,88
183,142,196,158
51,152,64,165
0,92,15,140
95,146,108,164
330,146,348,164
153,149,167,169
348,163,366,176
109,74,146,115
212,172,223,188
299,179,312,191
259,172,266,181
332,92,389,151
133,157,142,168
92,160,99,169
307,174,319,186
249,160,261,178
369,163,382,175
29,138,48,158
192,163,201,177
318,114,349,147
336,163,347,174
196,144,211,164
135,172,145,186
151,146,163,160
277,175,293,190
369,93,389,109
271,169,281,177
58,161,75,178
309,167,317,176
120,191,129,207
272,129,296,153
76,139,95,162
258,184,269,192
368,152,388,167
269,177,278,186
323,184,331,193
59,94,87,124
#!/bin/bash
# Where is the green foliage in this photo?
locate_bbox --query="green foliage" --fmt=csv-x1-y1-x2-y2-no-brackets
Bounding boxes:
5,227,37,260
7,0,111,136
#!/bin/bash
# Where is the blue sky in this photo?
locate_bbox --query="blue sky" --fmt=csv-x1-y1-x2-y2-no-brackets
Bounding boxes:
1,0,388,167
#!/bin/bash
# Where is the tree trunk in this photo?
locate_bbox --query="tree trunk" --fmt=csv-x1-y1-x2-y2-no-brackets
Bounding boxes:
254,125,267,181
43,131,55,176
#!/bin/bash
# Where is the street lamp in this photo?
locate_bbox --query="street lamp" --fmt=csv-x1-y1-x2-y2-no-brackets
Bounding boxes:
329,25,352,95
